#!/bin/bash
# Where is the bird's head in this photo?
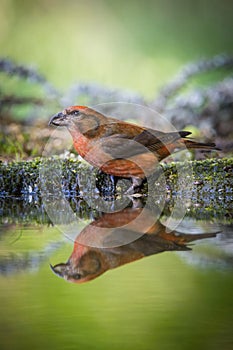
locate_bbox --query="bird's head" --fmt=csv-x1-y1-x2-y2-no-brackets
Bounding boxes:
50,249,107,284
49,105,109,137
49,105,89,127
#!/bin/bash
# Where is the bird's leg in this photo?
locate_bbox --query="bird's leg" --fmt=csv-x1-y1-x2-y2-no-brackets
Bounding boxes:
125,177,143,195
110,175,118,193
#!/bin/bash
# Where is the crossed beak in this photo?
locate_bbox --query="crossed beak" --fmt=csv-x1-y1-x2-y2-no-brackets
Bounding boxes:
50,263,69,278
49,111,68,126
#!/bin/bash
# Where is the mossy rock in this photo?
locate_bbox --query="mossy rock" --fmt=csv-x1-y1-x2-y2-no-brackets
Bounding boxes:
0,157,232,224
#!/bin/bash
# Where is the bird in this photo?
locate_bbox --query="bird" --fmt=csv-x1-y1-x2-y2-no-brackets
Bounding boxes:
50,206,217,284
49,105,218,193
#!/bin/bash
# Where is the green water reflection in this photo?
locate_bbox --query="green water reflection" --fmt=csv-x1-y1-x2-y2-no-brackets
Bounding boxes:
0,198,233,350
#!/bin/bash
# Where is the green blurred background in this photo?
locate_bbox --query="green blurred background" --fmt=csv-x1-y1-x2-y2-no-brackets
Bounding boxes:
1,0,233,97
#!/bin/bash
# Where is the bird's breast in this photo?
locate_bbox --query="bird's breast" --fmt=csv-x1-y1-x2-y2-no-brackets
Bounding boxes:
72,133,91,158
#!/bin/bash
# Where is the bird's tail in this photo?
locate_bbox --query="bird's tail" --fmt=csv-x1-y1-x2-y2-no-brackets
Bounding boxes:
183,139,220,151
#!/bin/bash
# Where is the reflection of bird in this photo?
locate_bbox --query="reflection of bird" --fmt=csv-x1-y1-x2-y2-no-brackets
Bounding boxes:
50,207,217,284
49,106,218,192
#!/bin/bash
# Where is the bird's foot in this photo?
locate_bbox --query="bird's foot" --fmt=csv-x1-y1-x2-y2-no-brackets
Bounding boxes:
124,177,144,196
126,192,143,198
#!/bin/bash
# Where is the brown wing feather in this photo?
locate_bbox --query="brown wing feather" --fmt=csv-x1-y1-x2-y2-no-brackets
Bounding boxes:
101,128,191,159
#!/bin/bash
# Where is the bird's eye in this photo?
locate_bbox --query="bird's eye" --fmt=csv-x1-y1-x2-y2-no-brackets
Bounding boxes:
72,273,82,280
73,110,80,116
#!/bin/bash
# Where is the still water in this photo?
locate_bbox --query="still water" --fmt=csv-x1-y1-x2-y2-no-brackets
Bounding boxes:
0,195,233,350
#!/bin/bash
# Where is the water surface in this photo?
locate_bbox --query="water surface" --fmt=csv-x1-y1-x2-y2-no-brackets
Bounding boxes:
0,196,232,350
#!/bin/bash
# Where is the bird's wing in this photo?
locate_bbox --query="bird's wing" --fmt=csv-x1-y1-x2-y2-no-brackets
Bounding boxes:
134,129,192,153
101,127,191,159
100,133,150,159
